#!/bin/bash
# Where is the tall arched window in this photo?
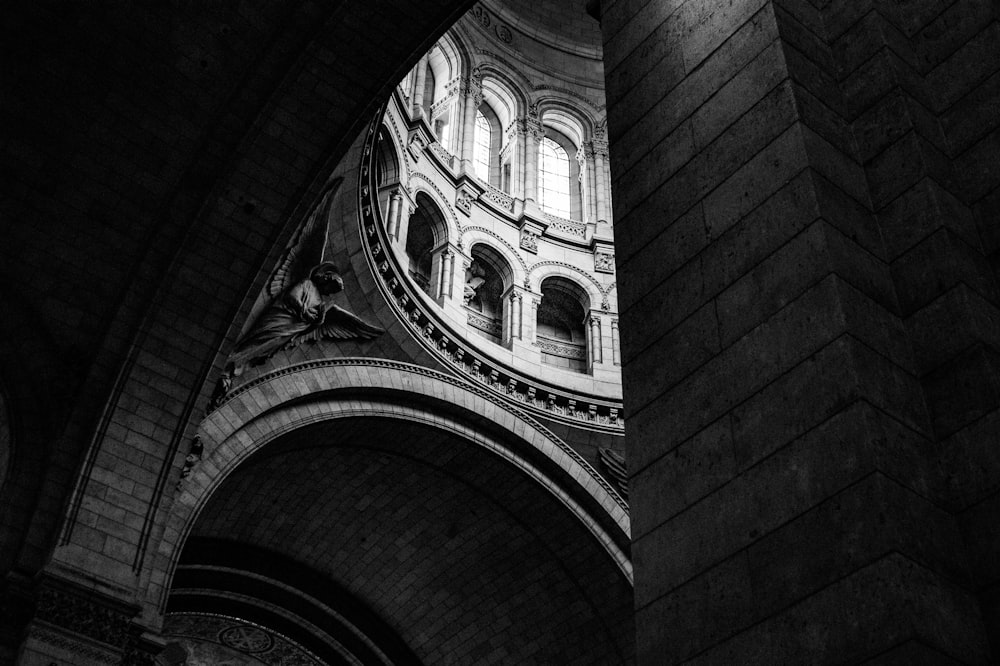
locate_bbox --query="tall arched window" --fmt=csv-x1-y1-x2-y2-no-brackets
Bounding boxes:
539,136,571,218
474,111,492,182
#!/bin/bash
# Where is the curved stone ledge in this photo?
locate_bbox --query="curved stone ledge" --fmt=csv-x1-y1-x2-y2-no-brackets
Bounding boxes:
360,110,625,432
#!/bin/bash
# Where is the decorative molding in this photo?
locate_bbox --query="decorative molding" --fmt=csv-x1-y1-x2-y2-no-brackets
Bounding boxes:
456,185,475,216
594,251,614,274
221,358,628,513
467,309,502,336
470,3,491,28
428,140,455,168
527,260,605,300
165,613,323,666
536,336,586,360
408,172,463,240
543,212,586,238
26,624,122,665
480,184,514,212
520,227,539,253
532,85,603,111
34,585,132,649
494,24,513,44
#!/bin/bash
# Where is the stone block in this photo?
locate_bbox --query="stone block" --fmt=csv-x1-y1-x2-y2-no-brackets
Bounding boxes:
746,473,971,617
937,408,1000,510
610,4,779,157
622,301,721,409
731,336,931,467
891,227,997,315
693,79,798,194
906,283,1000,376
703,123,810,237
922,344,1000,437
866,131,952,210
878,178,978,261
862,640,966,665
941,67,1000,155
634,553,754,664
616,203,707,314
619,253,708,365
628,416,734,538
924,20,1000,112
715,225,898,347
613,119,695,217
690,41,790,150
684,554,987,664
679,0,771,72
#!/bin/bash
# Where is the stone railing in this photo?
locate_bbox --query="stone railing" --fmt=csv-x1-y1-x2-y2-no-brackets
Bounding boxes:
536,335,587,360
466,309,502,337
543,212,587,238
480,184,515,212
428,141,455,168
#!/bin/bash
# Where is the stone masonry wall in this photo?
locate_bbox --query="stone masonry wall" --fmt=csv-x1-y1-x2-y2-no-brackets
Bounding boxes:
602,0,1000,662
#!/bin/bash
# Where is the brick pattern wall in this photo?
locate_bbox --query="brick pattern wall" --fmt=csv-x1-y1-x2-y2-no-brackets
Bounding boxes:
602,0,999,662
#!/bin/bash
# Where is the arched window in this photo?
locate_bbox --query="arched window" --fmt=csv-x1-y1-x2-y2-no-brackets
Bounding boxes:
473,110,492,182
536,277,589,374
539,136,571,218
405,194,447,295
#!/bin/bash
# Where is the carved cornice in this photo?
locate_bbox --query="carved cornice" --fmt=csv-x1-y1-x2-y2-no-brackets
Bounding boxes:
34,584,132,649
26,624,121,665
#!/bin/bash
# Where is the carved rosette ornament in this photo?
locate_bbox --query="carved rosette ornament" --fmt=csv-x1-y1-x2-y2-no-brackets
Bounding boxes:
495,24,513,43
470,4,490,28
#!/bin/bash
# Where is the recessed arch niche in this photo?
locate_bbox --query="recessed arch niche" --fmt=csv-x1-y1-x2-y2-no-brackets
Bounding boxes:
537,275,589,373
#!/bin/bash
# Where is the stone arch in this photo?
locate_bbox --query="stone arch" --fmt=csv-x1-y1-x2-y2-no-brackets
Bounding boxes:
406,172,462,240
534,97,596,142
527,261,604,307
460,226,529,283
153,359,631,615
475,65,530,126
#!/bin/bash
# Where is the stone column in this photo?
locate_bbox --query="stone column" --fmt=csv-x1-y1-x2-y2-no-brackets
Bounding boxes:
592,121,610,225
601,1,994,663
411,55,428,120
587,312,602,369
386,188,403,240
459,75,482,173
523,113,543,205
610,318,620,366
581,142,599,225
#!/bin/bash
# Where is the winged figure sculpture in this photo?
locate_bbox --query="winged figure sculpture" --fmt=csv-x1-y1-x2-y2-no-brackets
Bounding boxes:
209,178,383,410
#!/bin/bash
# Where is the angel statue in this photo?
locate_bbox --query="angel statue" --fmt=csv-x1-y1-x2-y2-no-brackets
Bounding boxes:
208,179,383,411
